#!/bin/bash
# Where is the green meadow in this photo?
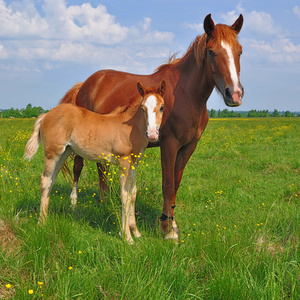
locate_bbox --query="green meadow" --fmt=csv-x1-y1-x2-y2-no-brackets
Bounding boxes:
0,117,299,299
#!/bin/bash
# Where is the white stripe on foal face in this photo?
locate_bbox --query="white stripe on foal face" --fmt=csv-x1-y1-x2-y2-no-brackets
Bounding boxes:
145,94,158,129
144,94,159,141
221,41,239,90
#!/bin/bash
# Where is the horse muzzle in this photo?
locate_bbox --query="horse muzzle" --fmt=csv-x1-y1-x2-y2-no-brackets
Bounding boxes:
146,128,160,142
224,85,244,107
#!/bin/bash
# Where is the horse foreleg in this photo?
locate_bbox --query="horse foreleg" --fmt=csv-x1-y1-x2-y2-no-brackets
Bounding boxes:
160,139,199,240
70,155,84,208
160,140,179,240
97,162,109,200
171,141,199,234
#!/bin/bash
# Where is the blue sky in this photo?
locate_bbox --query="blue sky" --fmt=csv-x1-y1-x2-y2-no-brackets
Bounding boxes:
0,0,300,111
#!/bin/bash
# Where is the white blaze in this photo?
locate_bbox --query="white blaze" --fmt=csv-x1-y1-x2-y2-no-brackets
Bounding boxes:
144,95,158,131
221,41,239,90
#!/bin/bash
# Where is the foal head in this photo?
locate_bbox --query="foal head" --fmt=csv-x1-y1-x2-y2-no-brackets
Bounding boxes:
202,14,244,107
137,80,166,142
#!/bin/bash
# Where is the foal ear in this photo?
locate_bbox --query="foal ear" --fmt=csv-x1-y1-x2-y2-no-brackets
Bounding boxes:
204,14,215,36
231,14,243,34
137,81,145,97
158,80,166,97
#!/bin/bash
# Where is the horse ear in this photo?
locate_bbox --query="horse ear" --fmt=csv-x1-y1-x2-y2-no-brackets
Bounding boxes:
231,14,243,34
158,80,166,96
137,81,145,96
204,14,214,36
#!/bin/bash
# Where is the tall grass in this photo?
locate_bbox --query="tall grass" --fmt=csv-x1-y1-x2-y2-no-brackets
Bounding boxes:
0,117,299,299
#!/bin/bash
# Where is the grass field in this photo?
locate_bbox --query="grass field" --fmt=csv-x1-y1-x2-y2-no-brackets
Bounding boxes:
0,117,299,299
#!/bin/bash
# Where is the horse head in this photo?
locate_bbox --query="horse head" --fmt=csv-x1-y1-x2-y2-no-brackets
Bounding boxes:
137,80,166,142
203,14,244,107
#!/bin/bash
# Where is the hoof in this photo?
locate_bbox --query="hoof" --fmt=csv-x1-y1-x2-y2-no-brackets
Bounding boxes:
164,228,179,241
119,231,134,244
131,229,142,238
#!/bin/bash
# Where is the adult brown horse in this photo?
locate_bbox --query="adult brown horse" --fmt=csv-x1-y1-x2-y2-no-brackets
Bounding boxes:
60,14,244,240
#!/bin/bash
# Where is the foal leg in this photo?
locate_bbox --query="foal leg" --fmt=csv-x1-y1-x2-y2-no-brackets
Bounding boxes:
127,167,141,238
119,161,137,244
70,155,84,208
40,147,72,223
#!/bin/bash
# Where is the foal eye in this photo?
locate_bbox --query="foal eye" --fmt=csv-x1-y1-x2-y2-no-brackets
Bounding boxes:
160,106,164,112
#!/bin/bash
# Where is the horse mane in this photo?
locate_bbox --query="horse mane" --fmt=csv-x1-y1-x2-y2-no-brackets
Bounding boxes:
155,24,239,72
155,34,205,72
59,82,83,104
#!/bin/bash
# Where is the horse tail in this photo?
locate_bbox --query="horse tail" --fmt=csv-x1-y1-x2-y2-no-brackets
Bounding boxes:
59,82,83,104
24,114,46,160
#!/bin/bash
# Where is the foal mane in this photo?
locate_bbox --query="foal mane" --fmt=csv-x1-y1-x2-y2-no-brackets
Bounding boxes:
155,24,239,72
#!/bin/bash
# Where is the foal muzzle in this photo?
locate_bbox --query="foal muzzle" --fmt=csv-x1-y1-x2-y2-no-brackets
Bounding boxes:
146,128,159,142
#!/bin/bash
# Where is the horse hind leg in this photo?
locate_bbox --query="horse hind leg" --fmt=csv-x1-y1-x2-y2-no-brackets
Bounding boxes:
39,147,72,223
70,155,84,208
97,162,109,200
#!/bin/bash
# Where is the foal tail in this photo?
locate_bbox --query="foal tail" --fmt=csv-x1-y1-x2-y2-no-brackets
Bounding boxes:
59,82,83,104
24,114,46,160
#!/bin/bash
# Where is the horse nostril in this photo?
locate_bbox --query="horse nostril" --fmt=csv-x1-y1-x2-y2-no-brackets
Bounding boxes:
225,87,231,99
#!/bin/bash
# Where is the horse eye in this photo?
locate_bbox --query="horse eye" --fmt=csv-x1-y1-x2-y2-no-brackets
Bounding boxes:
239,51,243,56
160,106,164,112
141,106,145,112
208,50,216,57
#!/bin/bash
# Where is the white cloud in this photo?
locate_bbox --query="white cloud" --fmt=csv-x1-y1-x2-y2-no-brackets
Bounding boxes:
184,22,203,32
221,6,282,36
0,44,8,59
245,37,300,65
0,0,128,43
0,0,174,71
293,6,300,19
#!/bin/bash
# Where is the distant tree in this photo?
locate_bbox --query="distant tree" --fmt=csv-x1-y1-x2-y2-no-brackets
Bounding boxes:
272,109,280,117
259,110,269,117
219,109,229,117
2,108,22,118
248,110,258,117
284,111,292,117
229,110,235,117
209,109,217,118
1,104,46,118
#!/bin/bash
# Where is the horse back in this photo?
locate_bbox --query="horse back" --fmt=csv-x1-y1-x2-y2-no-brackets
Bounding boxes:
76,70,165,114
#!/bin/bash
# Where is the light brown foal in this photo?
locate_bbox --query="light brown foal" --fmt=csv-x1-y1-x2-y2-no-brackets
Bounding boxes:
24,80,165,243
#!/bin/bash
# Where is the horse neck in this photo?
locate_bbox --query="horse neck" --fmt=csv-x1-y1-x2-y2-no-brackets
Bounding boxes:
174,37,215,108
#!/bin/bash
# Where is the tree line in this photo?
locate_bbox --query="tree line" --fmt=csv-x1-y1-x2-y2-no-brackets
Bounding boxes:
0,104,48,118
0,104,298,118
209,109,299,118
